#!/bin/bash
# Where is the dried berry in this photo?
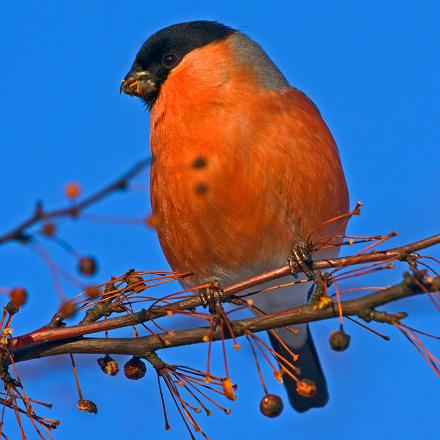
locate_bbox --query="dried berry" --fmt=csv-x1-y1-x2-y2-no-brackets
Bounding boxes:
145,214,159,229
296,379,317,398
260,394,283,418
78,256,97,276
64,182,81,199
124,356,146,380
41,222,56,237
9,287,28,308
125,272,146,293
85,285,100,300
77,399,98,414
97,355,119,376
5,302,19,316
330,329,351,351
58,301,76,319
222,378,237,401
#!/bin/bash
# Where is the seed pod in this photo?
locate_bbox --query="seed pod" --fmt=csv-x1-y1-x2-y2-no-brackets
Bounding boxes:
260,394,283,418
296,379,317,398
330,329,351,351
97,355,119,376
9,287,28,308
77,399,98,414
124,356,146,380
78,256,98,276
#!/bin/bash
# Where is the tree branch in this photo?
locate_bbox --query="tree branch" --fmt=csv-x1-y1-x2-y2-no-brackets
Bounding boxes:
0,158,149,246
13,272,439,363
11,232,440,351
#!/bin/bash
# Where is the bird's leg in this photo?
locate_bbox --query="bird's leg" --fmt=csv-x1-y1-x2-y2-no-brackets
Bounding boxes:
288,241,315,281
199,280,224,314
309,272,334,309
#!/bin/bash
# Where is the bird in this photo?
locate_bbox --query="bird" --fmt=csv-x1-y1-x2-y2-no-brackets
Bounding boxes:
121,20,349,413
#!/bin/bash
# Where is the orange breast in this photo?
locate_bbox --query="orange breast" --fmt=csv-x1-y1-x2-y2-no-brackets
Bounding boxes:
149,39,349,287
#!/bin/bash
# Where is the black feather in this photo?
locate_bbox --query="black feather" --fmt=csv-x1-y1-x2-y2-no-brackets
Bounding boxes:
130,21,235,107
269,326,329,412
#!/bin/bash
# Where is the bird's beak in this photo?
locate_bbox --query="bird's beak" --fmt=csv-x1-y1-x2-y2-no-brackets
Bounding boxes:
120,70,157,97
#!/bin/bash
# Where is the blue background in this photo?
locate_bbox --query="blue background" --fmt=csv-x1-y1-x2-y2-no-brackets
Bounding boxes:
1,1,439,439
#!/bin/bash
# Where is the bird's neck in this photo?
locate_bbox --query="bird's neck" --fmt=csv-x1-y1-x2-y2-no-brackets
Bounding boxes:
150,39,263,123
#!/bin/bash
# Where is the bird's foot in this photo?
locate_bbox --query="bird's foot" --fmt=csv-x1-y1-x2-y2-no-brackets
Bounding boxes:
199,280,224,314
310,273,333,309
288,241,315,281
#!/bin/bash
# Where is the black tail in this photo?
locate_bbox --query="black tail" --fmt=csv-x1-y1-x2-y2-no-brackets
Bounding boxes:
268,325,329,412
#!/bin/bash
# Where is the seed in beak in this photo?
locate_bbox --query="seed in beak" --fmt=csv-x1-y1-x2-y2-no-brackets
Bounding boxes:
120,77,142,96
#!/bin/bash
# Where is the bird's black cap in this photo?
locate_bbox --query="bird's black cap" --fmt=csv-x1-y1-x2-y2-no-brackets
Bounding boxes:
122,21,236,107
135,21,235,70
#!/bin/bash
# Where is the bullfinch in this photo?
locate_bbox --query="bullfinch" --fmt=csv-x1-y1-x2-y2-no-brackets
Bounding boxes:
121,20,349,413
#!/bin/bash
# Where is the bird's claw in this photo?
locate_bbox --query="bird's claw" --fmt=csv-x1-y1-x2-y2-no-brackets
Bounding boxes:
199,281,224,314
288,242,315,281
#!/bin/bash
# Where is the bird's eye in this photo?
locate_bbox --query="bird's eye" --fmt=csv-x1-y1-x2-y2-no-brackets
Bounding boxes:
162,53,179,68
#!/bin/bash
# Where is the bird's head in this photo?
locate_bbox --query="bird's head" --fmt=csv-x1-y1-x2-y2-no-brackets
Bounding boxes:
120,21,235,108
120,21,288,109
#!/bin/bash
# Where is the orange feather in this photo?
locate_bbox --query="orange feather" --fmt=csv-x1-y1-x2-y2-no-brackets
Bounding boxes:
150,38,349,287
